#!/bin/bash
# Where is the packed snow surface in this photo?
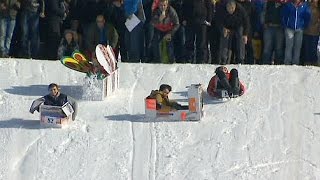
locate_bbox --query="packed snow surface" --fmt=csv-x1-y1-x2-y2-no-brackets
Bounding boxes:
1,59,320,180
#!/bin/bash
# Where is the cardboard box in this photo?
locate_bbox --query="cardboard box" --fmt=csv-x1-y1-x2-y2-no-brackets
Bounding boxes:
39,102,74,128
145,84,204,121
82,68,119,101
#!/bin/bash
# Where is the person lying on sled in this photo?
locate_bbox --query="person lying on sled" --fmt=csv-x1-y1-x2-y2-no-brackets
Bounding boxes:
207,66,245,98
29,83,78,120
148,84,188,111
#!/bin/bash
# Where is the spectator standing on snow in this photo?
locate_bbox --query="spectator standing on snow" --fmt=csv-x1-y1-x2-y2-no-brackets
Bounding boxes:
19,0,45,59
182,0,212,64
44,0,66,60
151,0,179,63
86,15,118,58
124,0,145,62
261,0,285,65
301,0,320,65
0,0,20,58
217,0,250,64
281,0,311,65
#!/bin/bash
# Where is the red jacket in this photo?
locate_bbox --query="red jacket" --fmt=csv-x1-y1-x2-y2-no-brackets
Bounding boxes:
207,73,246,97
151,6,180,35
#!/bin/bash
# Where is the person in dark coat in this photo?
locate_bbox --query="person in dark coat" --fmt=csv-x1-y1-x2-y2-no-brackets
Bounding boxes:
29,83,78,120
0,0,20,57
182,0,212,63
57,29,79,59
261,0,286,65
44,0,66,60
86,14,119,57
236,0,256,64
216,0,250,64
19,0,45,59
124,0,146,62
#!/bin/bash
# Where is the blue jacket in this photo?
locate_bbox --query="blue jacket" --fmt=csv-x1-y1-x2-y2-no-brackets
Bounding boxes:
281,2,311,30
124,0,141,16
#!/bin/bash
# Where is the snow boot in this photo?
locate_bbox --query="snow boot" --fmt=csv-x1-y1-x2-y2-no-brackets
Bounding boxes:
229,68,240,97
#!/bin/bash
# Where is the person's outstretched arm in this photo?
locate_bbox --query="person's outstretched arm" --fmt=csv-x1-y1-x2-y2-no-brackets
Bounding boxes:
29,97,45,113
67,96,78,121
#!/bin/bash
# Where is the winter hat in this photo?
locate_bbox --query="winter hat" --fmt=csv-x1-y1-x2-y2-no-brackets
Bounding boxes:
64,29,73,36
215,66,228,74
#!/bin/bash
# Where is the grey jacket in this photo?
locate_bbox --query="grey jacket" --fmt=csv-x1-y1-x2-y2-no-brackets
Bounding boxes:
0,0,20,19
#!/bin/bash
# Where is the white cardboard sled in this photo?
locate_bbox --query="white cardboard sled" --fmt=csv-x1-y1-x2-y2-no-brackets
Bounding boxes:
82,44,119,101
82,68,119,101
39,102,74,128
145,84,204,121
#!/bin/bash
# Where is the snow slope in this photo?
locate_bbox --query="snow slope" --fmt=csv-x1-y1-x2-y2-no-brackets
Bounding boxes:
1,59,320,180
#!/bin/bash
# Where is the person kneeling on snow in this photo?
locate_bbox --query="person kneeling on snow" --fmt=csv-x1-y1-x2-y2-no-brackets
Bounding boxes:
29,83,78,120
207,66,245,98
148,84,188,111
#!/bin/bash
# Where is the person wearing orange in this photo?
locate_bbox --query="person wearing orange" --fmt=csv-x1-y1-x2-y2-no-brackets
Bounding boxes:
207,66,245,98
148,84,188,111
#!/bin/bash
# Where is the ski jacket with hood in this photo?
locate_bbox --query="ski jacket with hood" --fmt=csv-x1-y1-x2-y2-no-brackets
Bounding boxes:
281,1,311,30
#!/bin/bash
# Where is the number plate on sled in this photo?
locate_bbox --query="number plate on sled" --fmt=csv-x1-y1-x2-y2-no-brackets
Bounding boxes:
43,116,60,124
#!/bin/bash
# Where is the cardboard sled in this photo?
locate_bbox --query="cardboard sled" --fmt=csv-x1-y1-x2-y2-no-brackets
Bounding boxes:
82,44,119,101
82,68,119,101
39,103,74,128
145,84,204,121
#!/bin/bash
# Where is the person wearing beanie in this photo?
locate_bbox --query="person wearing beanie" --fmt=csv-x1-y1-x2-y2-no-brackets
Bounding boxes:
207,66,245,98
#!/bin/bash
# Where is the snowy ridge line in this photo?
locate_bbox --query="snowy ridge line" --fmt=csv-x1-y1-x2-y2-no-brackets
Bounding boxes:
221,160,298,175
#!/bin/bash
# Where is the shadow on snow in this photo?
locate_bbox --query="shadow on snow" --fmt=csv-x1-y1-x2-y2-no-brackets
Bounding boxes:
4,84,83,99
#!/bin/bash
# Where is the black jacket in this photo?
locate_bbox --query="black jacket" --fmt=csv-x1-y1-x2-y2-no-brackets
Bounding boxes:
182,0,212,25
264,1,284,25
221,2,250,36
236,0,256,37
45,0,65,20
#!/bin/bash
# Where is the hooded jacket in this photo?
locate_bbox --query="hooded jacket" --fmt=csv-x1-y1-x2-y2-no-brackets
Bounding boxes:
281,1,311,30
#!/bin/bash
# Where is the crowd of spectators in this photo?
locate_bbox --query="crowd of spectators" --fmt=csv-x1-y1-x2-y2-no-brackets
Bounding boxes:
0,0,319,66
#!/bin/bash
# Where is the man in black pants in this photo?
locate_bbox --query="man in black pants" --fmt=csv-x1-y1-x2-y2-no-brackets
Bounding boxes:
182,0,212,64
44,0,66,60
